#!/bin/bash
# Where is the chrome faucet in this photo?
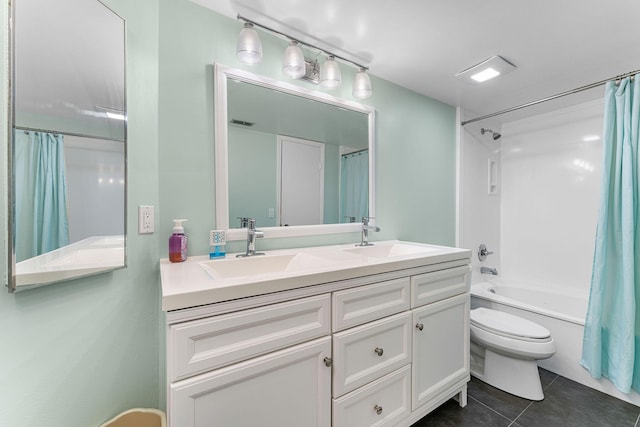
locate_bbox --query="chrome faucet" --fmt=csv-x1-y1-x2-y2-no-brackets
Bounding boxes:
480,266,498,275
237,218,264,257
356,217,380,247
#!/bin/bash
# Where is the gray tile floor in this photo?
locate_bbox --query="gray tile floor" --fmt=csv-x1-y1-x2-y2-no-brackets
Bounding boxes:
412,368,640,427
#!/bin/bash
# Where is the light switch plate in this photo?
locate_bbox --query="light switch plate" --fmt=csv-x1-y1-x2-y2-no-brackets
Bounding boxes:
138,205,155,234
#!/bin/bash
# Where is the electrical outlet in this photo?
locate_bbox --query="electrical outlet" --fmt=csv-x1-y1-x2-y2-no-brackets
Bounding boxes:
138,205,155,234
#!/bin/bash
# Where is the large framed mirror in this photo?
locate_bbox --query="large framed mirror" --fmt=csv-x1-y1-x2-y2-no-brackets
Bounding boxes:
214,65,376,240
7,0,127,292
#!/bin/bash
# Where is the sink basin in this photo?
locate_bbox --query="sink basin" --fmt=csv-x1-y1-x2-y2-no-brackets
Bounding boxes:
199,252,334,279
343,242,436,258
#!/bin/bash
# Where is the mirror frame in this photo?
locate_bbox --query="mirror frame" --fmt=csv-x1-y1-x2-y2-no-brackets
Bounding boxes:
214,64,376,241
7,0,128,292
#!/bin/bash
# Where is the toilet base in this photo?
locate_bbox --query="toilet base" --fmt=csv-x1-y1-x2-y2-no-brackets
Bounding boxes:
470,347,545,401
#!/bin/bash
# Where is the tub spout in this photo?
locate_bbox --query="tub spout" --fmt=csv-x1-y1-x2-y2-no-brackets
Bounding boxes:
481,266,498,275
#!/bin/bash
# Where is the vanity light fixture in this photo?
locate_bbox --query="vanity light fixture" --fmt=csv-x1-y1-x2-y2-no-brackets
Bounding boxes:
455,55,517,84
352,68,372,99
320,56,342,89
282,41,305,79
236,22,263,64
236,15,372,98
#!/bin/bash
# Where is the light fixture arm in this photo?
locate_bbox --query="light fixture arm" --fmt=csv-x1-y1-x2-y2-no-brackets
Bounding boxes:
237,14,368,72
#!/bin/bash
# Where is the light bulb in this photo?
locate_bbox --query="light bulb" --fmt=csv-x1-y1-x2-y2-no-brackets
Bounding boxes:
320,56,341,89
236,23,262,65
282,41,305,79
352,68,372,99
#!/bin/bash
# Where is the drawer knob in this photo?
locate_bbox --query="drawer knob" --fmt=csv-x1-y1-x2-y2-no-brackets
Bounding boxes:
374,347,384,357
374,405,383,415
416,323,424,331
323,357,333,367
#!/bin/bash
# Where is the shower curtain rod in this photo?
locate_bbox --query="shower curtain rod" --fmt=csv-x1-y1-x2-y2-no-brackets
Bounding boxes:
14,126,125,143
342,148,368,156
461,68,640,126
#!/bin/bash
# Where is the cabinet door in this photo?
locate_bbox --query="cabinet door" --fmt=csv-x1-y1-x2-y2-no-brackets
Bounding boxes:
170,337,331,427
412,293,469,410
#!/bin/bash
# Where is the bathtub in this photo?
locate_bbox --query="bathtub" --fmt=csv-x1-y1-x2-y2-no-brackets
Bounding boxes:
471,280,640,407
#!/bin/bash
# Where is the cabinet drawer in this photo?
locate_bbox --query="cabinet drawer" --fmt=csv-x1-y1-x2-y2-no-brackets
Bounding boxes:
333,365,411,427
411,265,470,308
169,294,331,381
333,278,410,332
333,311,412,397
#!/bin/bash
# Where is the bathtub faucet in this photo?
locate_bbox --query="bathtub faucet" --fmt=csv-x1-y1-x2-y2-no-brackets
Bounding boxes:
480,266,498,275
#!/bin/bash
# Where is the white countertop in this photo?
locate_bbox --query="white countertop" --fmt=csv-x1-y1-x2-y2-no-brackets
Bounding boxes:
161,240,471,311
15,235,125,288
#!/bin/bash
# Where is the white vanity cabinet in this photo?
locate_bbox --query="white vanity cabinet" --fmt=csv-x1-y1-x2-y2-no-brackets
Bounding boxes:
162,241,471,427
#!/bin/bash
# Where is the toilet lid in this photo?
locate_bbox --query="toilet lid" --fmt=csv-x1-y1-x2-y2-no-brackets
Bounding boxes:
470,308,551,340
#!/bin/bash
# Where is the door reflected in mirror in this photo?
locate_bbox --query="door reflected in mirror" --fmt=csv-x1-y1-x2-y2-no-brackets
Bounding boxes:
8,0,127,291
217,66,375,239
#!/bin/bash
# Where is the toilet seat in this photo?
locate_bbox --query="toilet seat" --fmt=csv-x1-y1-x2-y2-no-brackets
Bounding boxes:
471,308,551,342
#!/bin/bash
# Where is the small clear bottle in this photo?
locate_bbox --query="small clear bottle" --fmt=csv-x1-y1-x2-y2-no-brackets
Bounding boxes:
169,219,188,263
209,230,226,259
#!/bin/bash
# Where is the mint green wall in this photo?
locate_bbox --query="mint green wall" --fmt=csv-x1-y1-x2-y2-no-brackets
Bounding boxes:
324,144,340,224
228,126,341,227
228,127,278,227
158,0,456,255
0,1,162,426
0,0,456,425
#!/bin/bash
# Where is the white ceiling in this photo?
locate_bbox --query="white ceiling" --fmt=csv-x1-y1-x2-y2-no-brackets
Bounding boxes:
192,0,640,124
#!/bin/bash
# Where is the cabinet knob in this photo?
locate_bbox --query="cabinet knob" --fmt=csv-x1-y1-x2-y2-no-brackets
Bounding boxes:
374,405,383,415
374,347,384,357
416,323,424,331
323,357,333,367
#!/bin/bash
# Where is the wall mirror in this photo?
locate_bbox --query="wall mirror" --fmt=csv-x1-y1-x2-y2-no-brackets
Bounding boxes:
7,0,127,292
214,64,375,241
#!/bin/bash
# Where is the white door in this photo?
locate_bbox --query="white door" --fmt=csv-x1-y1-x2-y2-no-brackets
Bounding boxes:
278,136,324,226
412,294,470,410
170,336,332,427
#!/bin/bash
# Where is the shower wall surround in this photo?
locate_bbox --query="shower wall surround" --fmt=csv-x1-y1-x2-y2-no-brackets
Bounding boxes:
500,99,603,293
458,124,501,278
0,0,458,426
461,98,604,294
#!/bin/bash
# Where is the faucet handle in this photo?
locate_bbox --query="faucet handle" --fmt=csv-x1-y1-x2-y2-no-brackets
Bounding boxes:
362,216,375,225
478,244,494,261
237,217,250,228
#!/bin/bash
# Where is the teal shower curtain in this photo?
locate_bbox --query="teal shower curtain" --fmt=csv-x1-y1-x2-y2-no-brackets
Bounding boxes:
14,131,69,262
340,150,369,223
581,75,640,393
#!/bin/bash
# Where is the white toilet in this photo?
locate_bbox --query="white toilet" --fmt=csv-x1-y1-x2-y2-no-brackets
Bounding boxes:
469,307,556,400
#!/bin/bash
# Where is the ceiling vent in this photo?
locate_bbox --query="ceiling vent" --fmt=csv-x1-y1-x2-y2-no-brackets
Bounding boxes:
230,119,254,127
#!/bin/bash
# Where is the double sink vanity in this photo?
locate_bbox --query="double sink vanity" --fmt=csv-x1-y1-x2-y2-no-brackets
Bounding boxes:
161,240,472,426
